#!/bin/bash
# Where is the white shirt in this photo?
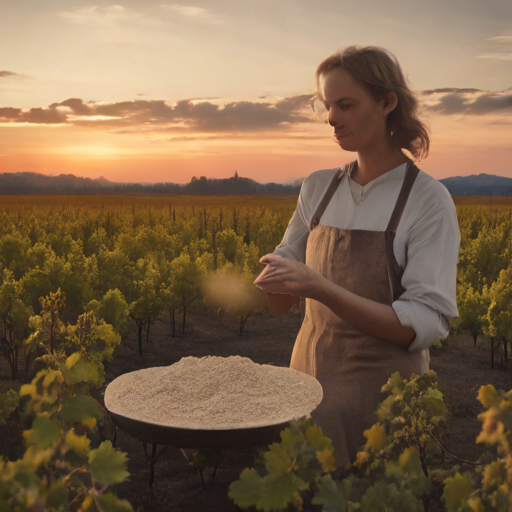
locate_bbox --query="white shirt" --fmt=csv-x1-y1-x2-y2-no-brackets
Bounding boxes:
273,162,460,364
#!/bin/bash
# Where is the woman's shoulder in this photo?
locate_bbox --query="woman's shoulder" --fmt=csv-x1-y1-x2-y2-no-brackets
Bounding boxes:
300,166,343,198
412,166,455,212
406,166,458,233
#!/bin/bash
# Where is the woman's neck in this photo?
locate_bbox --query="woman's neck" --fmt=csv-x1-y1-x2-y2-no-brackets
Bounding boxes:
352,147,409,187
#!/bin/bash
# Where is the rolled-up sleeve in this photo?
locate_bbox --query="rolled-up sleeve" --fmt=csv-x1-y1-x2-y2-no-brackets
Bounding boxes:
273,181,310,263
392,197,460,353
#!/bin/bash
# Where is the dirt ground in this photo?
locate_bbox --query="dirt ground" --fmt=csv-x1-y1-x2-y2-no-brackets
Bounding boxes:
1,304,511,512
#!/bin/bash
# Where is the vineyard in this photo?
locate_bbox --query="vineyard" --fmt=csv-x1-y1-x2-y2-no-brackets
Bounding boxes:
0,194,511,511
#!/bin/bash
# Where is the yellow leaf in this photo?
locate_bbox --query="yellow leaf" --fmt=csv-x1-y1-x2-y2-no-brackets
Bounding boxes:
65,429,91,458
363,425,388,452
477,385,501,409
81,417,97,431
316,447,336,472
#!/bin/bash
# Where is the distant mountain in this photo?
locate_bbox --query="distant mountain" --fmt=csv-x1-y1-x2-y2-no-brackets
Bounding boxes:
0,171,510,196
438,173,512,196
0,171,301,195
283,173,512,197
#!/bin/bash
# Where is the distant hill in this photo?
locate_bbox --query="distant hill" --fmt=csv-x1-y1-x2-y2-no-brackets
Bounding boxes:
0,171,510,196
438,173,512,196
0,172,302,195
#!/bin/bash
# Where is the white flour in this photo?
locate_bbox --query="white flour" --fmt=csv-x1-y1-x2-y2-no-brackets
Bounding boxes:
104,355,323,429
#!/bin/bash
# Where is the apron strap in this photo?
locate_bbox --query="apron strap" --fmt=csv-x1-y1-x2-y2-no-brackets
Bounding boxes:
385,159,420,233
385,159,420,301
310,161,355,230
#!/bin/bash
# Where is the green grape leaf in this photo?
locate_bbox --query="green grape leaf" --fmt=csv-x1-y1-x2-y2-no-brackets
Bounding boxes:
61,394,103,423
46,480,68,508
258,472,307,512
305,423,334,453
265,443,293,477
442,473,475,512
364,425,388,452
0,389,19,426
24,414,61,447
381,372,404,394
312,474,358,511
280,427,302,457
361,481,400,511
96,492,134,512
398,448,423,476
230,451,307,512
477,385,501,409
420,388,449,418
65,428,91,458
228,468,263,508
89,441,129,485
361,481,423,512
62,353,102,386
376,395,394,421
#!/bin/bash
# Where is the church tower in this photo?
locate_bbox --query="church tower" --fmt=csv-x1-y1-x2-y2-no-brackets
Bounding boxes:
234,170,239,180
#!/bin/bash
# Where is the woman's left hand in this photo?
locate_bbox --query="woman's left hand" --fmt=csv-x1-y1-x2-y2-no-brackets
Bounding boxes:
253,253,324,298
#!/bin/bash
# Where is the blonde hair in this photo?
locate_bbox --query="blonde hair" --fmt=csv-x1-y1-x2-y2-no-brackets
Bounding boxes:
315,45,430,161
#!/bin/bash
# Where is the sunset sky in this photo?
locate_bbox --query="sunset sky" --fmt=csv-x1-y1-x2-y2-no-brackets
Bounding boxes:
1,0,511,184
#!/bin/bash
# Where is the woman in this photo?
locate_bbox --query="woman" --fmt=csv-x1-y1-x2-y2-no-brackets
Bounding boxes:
253,45,460,468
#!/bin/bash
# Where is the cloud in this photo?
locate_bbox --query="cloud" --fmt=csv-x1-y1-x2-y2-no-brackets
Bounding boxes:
0,108,22,119
484,35,512,44
0,106,66,124
57,4,159,36
0,95,315,132
477,35,512,61
0,71,27,79
58,5,129,25
159,3,223,23
421,88,512,115
422,88,482,95
22,108,67,124
3,87,509,132
476,53,512,61
0,71,20,78
160,4,215,18
49,98,93,115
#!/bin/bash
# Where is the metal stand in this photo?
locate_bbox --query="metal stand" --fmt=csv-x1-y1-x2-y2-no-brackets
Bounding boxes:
112,425,118,447
142,443,169,488
183,448,227,490
208,448,225,485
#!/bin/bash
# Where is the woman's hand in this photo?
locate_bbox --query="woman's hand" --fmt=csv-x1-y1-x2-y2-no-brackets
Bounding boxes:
253,253,324,299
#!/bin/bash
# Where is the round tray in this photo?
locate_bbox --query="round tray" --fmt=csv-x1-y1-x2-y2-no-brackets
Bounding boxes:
104,362,323,449
107,410,296,449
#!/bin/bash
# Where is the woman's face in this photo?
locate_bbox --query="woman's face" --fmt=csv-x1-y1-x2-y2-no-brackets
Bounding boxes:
319,67,391,152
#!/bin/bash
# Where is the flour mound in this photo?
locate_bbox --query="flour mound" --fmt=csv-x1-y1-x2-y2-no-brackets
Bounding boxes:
104,355,323,429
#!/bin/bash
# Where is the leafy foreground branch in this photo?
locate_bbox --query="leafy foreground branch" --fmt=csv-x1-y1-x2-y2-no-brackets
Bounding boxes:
0,291,133,511
228,370,512,512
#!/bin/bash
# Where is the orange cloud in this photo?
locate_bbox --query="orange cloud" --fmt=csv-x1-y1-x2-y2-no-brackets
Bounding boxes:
421,88,512,115
0,95,316,132
2,89,511,135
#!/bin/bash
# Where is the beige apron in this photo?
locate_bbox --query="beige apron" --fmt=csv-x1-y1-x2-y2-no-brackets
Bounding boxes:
290,159,423,468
